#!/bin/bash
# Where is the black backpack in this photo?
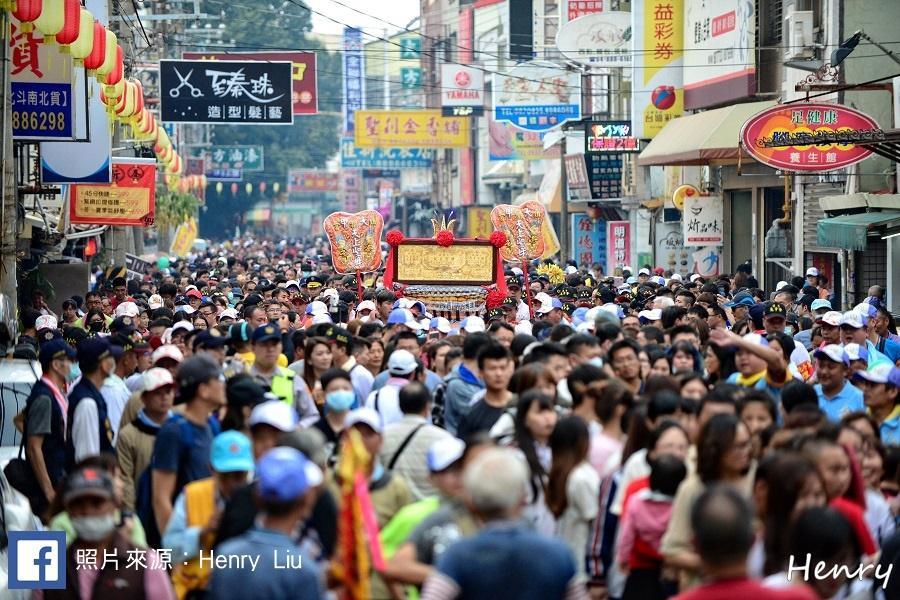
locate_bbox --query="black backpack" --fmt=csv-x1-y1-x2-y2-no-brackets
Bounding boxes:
431,380,450,429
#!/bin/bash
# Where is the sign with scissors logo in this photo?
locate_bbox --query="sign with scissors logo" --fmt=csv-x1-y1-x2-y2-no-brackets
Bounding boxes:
159,59,293,124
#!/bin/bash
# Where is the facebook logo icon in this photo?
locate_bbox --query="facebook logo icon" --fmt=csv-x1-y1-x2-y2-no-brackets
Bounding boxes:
8,531,67,589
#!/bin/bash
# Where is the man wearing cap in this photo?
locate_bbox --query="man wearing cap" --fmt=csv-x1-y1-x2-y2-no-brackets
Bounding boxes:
116,368,175,511
67,338,118,467
55,466,176,599
814,310,844,347
813,344,864,422
853,364,900,446
505,275,531,323
327,325,374,404
382,437,478,588
249,323,319,428
209,447,325,600
23,338,77,513
420,448,583,600
165,431,255,599
840,310,892,367
151,355,224,542
366,349,425,427
844,343,869,379
534,292,565,326
342,408,413,527
762,302,787,336
723,291,754,323
101,334,138,437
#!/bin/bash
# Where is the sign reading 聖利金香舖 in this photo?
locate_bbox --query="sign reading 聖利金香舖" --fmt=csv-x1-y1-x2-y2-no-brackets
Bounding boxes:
160,59,293,124
354,110,470,149
740,103,881,172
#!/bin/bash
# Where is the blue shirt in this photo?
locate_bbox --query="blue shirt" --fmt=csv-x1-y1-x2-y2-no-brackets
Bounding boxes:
152,414,216,490
725,371,788,403
433,520,576,599
208,527,324,600
815,380,865,422
879,406,900,447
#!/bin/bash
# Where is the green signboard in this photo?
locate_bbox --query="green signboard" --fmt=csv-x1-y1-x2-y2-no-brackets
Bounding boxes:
399,37,421,59
207,145,264,171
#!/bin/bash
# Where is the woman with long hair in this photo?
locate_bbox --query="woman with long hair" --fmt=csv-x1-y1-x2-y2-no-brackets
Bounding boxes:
513,390,557,537
84,308,107,336
303,336,333,408
364,337,385,376
758,452,827,575
667,341,703,375
547,416,599,584
704,343,737,384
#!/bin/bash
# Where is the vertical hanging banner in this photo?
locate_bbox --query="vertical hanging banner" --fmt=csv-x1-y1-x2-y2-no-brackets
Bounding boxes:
69,159,157,226
571,214,606,268
606,221,631,273
683,0,756,109
343,27,365,134
41,0,113,183
631,0,684,139
182,51,317,115
159,59,293,124
9,17,75,140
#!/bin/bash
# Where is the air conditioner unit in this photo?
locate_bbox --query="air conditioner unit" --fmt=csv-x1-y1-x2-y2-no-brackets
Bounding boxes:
784,11,815,60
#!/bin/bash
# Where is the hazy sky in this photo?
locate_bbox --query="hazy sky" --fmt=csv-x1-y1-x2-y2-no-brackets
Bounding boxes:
305,0,421,36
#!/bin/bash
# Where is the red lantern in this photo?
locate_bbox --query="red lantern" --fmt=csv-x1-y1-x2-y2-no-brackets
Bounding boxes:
83,20,106,71
259,182,267,194
231,183,238,196
102,44,123,86
84,237,97,258
55,0,81,48
13,0,43,32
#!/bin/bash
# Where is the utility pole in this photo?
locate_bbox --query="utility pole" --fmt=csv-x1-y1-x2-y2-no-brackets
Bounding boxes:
559,135,569,262
383,29,390,110
0,10,17,321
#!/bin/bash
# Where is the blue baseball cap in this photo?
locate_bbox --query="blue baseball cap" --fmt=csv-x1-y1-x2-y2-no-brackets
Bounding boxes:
724,292,754,308
256,447,323,502
810,299,832,311
211,431,254,473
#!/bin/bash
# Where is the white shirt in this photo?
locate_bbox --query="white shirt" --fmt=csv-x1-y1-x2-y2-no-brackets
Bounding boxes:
364,378,407,426
101,373,131,442
71,400,100,462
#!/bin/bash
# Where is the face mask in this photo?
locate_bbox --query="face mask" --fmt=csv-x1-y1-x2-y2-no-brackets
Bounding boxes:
89,321,104,332
67,362,81,383
71,513,117,541
785,325,795,335
588,357,605,368
325,390,355,412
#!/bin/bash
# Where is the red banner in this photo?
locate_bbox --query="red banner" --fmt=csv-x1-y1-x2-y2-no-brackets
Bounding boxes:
740,103,880,172
606,220,631,273
182,51,317,115
70,159,156,226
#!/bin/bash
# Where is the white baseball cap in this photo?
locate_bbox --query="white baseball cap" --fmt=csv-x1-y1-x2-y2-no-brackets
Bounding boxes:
806,267,819,277
429,317,451,333
841,311,865,329
388,349,418,376
151,344,184,365
565,266,578,275
171,321,194,335
853,363,900,386
311,313,333,325
775,281,789,291
689,274,703,282
174,305,196,315
654,296,675,309
638,308,662,321
148,294,164,310
427,438,466,472
115,301,139,318
742,332,769,347
35,315,58,330
638,268,651,276
815,311,843,327
843,343,868,364
218,308,239,321
141,367,174,393
248,400,298,433
461,315,486,333
306,300,329,316
814,344,849,366
344,408,384,434
669,273,683,282
356,300,377,314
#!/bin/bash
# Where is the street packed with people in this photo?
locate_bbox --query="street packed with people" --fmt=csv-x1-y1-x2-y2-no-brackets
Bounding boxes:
2,235,898,600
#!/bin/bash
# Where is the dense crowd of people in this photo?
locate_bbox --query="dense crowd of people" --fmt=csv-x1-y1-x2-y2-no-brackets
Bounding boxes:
4,237,900,600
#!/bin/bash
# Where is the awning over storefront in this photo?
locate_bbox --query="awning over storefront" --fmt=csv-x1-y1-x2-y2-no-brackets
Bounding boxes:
482,160,525,183
638,100,777,166
816,211,900,250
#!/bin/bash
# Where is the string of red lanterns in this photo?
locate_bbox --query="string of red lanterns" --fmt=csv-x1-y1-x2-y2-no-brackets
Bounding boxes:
5,1,189,191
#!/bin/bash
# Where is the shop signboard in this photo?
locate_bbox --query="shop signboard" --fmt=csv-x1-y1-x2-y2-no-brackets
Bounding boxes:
556,11,633,68
489,119,560,161
606,221,631,273
69,159,156,226
585,121,641,153
441,64,484,117
354,109,470,149
740,103,880,172
343,27,365,133
562,0,604,24
205,146,264,171
682,195,724,246
571,214,606,268
493,61,581,132
340,138,434,168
